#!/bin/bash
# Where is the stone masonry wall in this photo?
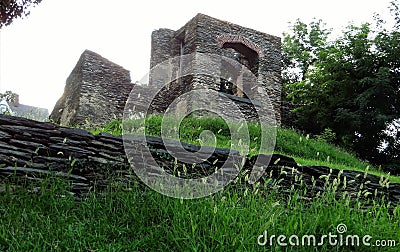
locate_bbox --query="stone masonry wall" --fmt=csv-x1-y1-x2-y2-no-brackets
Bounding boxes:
51,14,282,127
50,50,133,126
150,29,176,69
150,14,282,125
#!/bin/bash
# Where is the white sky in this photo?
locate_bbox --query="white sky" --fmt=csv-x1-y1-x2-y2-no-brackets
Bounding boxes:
0,0,393,112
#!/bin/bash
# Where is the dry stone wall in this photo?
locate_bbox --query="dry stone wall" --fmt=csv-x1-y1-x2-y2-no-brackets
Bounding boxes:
0,114,399,207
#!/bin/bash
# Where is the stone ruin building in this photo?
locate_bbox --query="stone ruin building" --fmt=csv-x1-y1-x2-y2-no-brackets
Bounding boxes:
50,50,133,126
147,13,282,124
50,13,282,126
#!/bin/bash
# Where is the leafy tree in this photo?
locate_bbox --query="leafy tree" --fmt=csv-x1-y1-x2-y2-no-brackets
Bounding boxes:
283,1,400,168
282,18,331,85
0,90,17,102
0,0,42,28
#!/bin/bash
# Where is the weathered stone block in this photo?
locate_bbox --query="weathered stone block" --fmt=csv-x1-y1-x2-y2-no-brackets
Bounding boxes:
50,50,134,126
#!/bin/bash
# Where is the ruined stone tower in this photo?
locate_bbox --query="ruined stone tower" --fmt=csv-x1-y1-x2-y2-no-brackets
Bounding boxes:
149,13,282,124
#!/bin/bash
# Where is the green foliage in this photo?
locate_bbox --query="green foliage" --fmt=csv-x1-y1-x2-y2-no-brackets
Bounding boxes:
0,0,42,28
90,118,122,135
282,1,400,169
316,128,336,143
282,18,331,86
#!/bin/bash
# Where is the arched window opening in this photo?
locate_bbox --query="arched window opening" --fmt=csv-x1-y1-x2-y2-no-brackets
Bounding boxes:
219,42,259,98
222,42,259,76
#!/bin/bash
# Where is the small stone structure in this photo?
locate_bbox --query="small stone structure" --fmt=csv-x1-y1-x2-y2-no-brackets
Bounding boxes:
51,14,282,126
149,13,282,124
50,50,133,126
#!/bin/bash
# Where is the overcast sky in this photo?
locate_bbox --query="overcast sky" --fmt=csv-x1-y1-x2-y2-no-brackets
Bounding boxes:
0,0,394,112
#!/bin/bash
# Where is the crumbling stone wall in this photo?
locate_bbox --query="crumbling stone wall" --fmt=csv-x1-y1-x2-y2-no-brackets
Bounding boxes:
149,13,282,125
50,50,133,126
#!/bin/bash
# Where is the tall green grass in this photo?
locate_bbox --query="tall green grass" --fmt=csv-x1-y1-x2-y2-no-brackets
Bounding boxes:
0,176,399,251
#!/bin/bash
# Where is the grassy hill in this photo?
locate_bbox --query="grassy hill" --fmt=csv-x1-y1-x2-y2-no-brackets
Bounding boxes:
1,116,399,251
92,115,399,183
